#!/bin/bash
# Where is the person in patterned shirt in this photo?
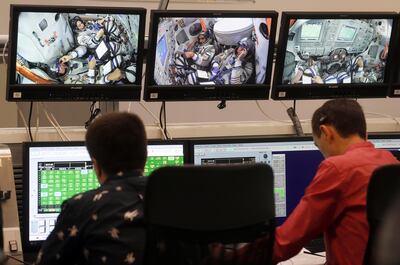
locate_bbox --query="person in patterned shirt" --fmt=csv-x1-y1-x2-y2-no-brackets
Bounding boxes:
35,112,148,265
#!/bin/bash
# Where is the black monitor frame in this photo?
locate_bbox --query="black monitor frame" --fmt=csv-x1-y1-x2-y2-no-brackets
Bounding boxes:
7,5,146,101
272,12,398,100
22,140,189,252
144,10,278,101
388,15,400,97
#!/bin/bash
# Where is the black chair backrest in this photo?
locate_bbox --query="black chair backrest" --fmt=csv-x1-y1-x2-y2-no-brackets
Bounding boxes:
145,164,275,265
364,164,400,265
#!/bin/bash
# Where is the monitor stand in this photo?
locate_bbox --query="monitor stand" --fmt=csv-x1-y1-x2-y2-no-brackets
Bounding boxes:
0,145,23,263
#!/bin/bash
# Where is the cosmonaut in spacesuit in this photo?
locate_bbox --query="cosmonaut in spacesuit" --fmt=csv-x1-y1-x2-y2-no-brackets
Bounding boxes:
173,29,216,85
209,37,254,85
70,16,106,50
71,15,129,50
50,44,136,84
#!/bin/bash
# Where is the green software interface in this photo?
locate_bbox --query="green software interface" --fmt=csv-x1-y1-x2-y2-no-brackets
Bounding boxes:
38,161,99,213
144,155,184,176
38,151,185,213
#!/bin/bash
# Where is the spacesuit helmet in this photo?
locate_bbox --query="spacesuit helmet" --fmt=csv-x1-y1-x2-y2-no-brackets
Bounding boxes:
236,37,255,58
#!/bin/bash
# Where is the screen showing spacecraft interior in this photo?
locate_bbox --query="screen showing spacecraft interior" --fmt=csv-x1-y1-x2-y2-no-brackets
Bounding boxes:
282,18,393,85
153,17,273,86
15,12,141,85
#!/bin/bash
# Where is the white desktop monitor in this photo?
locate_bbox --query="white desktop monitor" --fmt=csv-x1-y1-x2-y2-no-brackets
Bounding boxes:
22,141,186,250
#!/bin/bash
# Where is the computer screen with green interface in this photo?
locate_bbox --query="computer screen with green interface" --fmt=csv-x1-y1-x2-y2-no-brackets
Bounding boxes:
25,142,185,244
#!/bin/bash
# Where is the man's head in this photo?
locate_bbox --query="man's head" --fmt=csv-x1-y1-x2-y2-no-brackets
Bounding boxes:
236,37,254,59
197,30,210,45
71,16,85,31
49,61,68,78
85,112,147,182
312,99,367,157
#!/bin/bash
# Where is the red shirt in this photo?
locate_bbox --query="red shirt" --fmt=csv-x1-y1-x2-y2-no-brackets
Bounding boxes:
273,141,399,265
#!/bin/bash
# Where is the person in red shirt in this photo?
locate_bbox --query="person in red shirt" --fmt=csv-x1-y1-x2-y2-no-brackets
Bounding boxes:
273,99,399,265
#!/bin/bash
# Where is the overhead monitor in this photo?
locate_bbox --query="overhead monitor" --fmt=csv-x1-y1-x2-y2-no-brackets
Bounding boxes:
388,17,400,97
22,141,187,250
144,10,278,101
191,137,323,224
7,5,146,101
272,12,398,100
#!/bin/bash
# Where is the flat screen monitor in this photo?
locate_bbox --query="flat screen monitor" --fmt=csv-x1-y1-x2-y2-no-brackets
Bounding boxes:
272,12,398,100
192,135,400,225
191,137,323,224
7,5,146,101
22,140,187,250
369,134,400,159
144,10,277,101
388,17,400,97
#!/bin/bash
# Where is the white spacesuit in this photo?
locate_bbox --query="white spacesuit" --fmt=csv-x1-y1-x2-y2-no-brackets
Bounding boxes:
174,30,216,85
53,44,135,84
210,37,254,85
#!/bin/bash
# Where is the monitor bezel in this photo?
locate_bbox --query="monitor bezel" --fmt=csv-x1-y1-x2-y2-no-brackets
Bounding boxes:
144,10,278,101
271,12,399,100
7,5,146,102
189,136,315,164
388,15,400,97
22,140,189,251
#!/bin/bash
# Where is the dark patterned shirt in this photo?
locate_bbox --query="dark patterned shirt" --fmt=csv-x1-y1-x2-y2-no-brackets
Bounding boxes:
35,170,146,265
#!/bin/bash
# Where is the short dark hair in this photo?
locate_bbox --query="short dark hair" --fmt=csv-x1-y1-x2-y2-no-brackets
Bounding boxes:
85,112,147,176
311,99,367,139
71,16,84,30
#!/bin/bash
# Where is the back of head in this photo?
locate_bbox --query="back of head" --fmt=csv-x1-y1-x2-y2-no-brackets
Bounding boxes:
85,112,147,176
311,98,367,139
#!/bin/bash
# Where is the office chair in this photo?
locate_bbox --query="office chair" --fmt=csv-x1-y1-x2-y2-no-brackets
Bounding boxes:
144,164,275,265
364,163,400,265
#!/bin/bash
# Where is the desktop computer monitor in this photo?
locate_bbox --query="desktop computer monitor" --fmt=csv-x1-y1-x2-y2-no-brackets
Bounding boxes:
192,135,400,225
369,134,400,160
22,140,187,250
191,137,323,224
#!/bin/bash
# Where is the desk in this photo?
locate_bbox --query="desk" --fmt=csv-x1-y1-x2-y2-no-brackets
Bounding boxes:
279,249,326,265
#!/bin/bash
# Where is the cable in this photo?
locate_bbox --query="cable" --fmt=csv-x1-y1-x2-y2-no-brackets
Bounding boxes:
40,103,70,141
16,104,31,141
28,102,34,141
40,105,65,141
6,255,32,265
255,101,291,123
279,100,289,110
159,102,167,140
49,109,70,141
293,100,297,114
138,101,169,139
85,101,101,129
364,111,400,128
1,39,8,65
162,101,171,139
127,101,133,113
34,102,40,141
287,106,304,136
139,102,159,124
